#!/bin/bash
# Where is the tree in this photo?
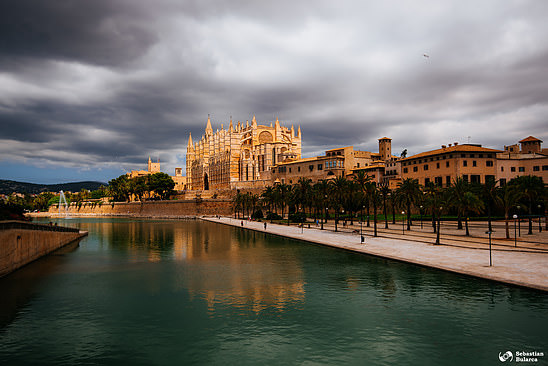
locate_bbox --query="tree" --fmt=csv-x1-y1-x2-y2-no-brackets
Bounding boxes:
379,183,390,229
149,172,175,200
495,184,522,239
396,178,422,230
329,176,348,232
353,171,372,227
461,191,484,236
509,175,546,235
449,177,471,230
108,174,131,202
130,176,149,202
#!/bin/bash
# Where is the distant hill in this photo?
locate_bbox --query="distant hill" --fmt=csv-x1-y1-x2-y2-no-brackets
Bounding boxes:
0,180,107,195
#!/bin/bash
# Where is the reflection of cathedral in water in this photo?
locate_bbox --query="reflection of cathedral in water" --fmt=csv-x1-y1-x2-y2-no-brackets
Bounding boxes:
172,223,305,313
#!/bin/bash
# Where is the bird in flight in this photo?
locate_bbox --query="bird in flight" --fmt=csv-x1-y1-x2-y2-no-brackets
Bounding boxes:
423,53,430,58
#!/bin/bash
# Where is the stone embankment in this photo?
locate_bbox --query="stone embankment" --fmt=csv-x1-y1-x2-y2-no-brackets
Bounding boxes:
0,221,87,277
41,199,233,218
204,217,548,292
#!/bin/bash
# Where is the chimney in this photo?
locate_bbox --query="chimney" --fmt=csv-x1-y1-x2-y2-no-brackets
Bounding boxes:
454,142,458,146
448,143,452,147
442,145,447,149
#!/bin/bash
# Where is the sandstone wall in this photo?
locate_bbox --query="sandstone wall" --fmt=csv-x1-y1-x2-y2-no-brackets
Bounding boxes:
0,223,86,277
49,199,234,218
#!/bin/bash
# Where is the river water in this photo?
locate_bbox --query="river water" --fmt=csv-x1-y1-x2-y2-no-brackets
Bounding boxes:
1,218,547,365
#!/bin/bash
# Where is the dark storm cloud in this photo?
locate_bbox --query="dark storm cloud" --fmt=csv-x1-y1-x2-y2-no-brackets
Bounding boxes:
0,0,156,69
1,0,547,182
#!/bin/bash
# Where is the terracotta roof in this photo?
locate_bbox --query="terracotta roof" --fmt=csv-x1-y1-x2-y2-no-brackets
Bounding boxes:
519,136,543,143
378,137,391,140
402,144,502,161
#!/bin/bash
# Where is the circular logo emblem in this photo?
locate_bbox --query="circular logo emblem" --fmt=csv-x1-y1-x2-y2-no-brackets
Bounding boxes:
499,351,513,362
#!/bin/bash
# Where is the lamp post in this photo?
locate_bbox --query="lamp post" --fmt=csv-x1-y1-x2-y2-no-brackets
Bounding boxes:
420,205,423,230
513,214,518,247
401,211,405,235
538,205,542,233
486,230,493,266
361,205,365,243
517,206,521,236
299,207,303,233
435,206,443,245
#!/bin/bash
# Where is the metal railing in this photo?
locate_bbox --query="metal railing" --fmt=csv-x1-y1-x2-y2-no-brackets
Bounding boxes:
0,221,79,233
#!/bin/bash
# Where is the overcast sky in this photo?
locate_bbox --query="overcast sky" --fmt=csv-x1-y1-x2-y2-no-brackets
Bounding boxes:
1,0,547,184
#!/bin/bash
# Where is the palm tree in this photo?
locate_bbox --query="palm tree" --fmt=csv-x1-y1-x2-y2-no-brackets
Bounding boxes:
314,179,331,229
495,184,523,239
480,178,498,232
461,191,485,236
423,182,440,232
379,183,390,229
396,178,422,230
370,184,381,237
275,183,291,223
449,177,470,230
329,176,348,232
261,186,275,216
295,177,312,215
353,171,372,227
510,175,546,235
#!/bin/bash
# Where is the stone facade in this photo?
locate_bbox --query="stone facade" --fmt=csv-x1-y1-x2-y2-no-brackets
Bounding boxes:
186,116,301,190
400,143,500,186
497,136,548,184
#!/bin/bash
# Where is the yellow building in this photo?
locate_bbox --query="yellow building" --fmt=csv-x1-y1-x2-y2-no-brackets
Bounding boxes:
128,158,187,192
271,138,400,185
497,136,548,184
186,116,301,190
400,143,501,186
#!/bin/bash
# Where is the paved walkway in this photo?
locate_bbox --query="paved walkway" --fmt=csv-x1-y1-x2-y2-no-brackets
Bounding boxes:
203,216,548,292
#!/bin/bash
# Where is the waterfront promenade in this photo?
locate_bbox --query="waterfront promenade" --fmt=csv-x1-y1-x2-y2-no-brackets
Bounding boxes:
204,216,548,292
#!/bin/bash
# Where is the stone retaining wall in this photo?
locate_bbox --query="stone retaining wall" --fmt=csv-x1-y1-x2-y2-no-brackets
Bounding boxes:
0,223,87,277
49,199,234,218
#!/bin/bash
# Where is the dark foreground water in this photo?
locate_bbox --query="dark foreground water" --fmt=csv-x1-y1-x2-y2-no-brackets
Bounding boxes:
1,218,547,366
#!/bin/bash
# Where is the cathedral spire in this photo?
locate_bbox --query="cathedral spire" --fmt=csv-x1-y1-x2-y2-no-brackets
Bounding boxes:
206,114,213,136
297,125,301,137
229,117,233,132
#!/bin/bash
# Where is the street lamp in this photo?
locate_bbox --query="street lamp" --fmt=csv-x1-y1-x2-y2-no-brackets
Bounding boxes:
538,205,542,233
513,214,518,247
420,205,423,230
486,230,493,266
300,208,304,234
361,205,365,243
401,211,405,235
517,206,521,236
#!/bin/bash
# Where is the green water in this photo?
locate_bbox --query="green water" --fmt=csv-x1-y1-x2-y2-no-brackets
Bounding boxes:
1,218,547,365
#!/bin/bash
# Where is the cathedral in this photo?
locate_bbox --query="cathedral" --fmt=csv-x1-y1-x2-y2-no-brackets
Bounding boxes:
186,116,302,190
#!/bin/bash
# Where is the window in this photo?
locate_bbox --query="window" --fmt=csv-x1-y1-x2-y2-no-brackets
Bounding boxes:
309,165,314,171
413,166,418,172
463,175,469,182
471,175,480,183
297,167,301,172
403,167,408,173
435,176,442,186
486,175,495,183
446,161,450,168
461,154,466,158
289,167,292,173
470,154,475,158
289,180,292,184
533,166,540,171
424,164,429,171
479,154,483,158
318,164,323,170
472,161,477,167
463,160,468,167
425,178,430,185
501,167,504,172
486,161,493,167
500,178,506,185
511,167,516,172
357,163,360,168
436,162,440,169
518,167,525,172
446,176,451,185
543,165,548,171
